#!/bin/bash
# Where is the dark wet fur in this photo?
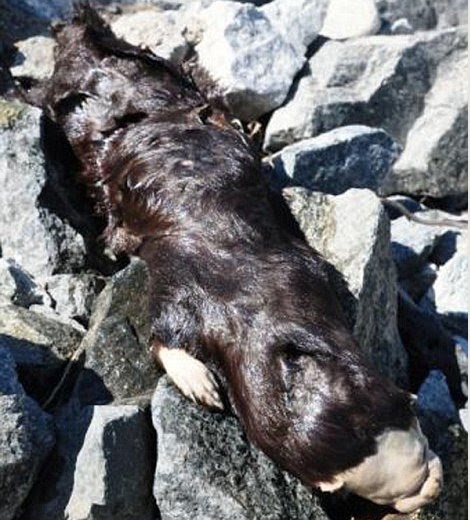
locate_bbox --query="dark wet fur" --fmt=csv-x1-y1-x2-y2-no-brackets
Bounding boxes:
42,5,414,486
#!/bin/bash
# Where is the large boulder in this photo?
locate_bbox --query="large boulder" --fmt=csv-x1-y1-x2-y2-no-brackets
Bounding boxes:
0,347,55,520
384,47,467,198
64,404,157,520
283,187,408,385
76,258,160,404
22,400,157,520
192,1,305,121
264,27,467,152
152,376,330,520
0,100,87,278
269,125,401,193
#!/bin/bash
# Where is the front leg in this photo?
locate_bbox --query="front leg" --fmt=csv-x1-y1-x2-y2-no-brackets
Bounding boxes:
151,340,223,410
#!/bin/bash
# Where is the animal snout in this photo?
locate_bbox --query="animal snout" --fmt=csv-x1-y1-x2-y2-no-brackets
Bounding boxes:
393,451,443,513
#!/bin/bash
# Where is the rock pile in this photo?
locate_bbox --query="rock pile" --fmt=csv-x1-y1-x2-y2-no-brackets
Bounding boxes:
0,1,467,519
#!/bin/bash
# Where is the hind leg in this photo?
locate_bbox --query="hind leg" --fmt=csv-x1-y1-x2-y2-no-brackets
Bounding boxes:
151,341,223,410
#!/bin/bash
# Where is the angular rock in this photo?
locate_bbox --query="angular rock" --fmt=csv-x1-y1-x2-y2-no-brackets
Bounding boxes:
376,0,468,30
283,187,408,385
111,9,189,63
390,211,457,278
0,100,87,278
152,376,329,520
0,304,84,403
384,48,467,198
375,0,438,30
264,27,466,152
260,0,328,54
193,1,305,121
0,347,55,520
320,0,381,40
432,232,468,334
22,400,156,520
64,404,156,520
77,258,160,404
0,258,50,308
41,273,104,327
11,35,55,81
269,125,401,194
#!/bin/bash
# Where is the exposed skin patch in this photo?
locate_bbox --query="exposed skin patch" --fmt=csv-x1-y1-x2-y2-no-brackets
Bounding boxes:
152,342,223,411
318,420,443,512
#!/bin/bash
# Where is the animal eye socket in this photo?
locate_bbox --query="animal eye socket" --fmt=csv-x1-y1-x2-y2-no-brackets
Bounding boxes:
280,346,302,371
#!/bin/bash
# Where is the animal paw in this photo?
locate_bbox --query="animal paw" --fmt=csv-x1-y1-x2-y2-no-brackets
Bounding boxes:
155,346,223,410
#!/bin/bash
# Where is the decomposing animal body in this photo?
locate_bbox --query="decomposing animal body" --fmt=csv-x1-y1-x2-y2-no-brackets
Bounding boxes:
42,6,442,513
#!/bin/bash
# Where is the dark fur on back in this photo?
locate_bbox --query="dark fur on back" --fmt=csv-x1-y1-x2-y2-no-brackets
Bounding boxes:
43,5,414,485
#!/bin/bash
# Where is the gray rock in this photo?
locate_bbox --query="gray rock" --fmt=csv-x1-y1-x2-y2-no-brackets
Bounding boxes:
269,125,401,194
64,404,156,520
77,258,160,403
283,187,408,385
375,0,438,30
0,347,55,520
416,424,468,520
0,258,51,308
432,232,468,333
0,100,87,278
194,1,305,121
264,27,467,152
42,273,104,326
390,212,456,278
11,35,55,81
111,9,189,63
22,399,156,520
152,376,329,520
376,0,468,30
384,48,467,198
434,0,468,28
0,303,84,403
260,0,328,54
418,370,459,425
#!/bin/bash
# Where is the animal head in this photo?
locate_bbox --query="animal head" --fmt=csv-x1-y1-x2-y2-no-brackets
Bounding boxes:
222,323,442,513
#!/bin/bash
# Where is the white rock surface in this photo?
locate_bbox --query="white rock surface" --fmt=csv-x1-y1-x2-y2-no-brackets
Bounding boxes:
433,232,468,320
11,36,55,81
194,1,305,120
261,0,328,53
111,9,189,63
321,0,381,40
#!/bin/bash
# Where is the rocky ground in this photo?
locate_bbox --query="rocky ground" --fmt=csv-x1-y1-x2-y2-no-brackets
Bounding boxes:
0,0,467,519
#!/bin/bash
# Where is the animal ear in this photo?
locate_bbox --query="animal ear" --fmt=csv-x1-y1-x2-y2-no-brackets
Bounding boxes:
317,477,345,493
